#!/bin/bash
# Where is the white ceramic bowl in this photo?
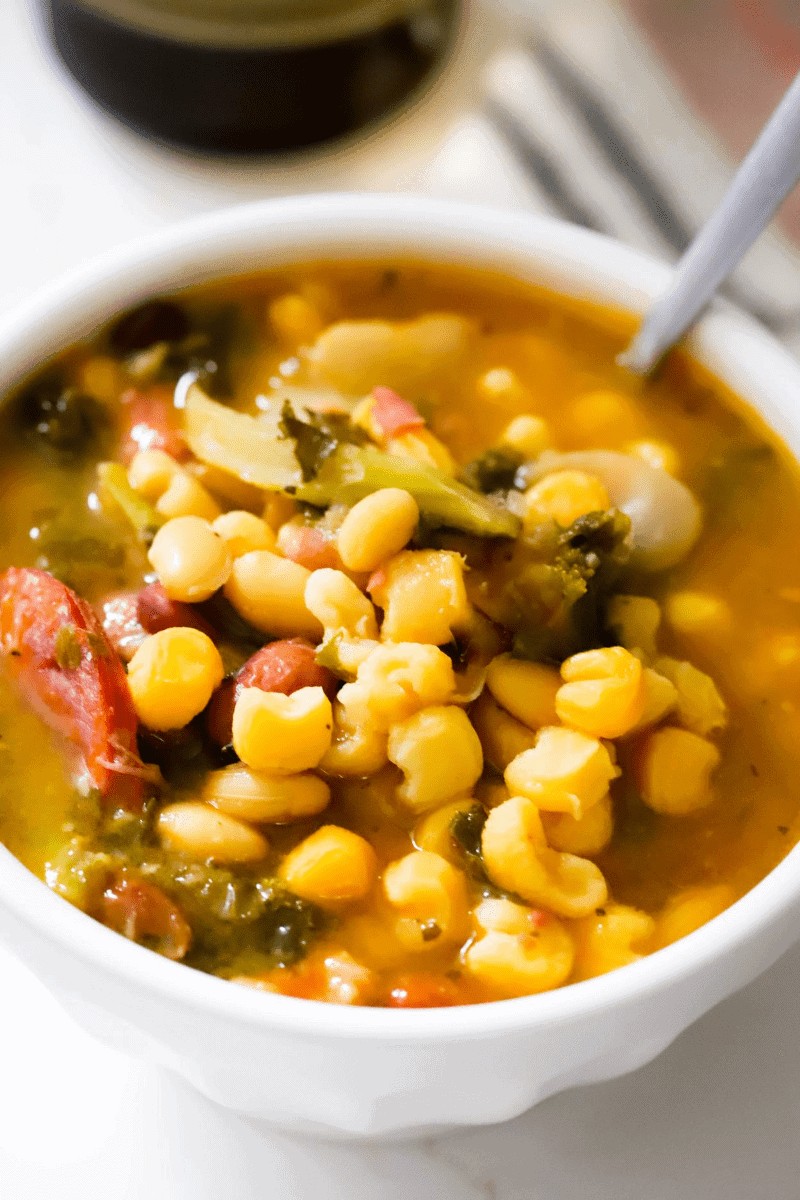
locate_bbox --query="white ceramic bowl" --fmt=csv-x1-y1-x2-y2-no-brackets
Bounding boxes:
1,194,800,1141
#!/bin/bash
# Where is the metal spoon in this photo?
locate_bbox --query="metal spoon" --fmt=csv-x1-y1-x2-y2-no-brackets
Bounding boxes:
620,72,800,375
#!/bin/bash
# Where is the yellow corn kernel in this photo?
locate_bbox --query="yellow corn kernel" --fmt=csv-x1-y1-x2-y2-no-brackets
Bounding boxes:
481,795,607,918
413,799,476,862
262,492,298,531
485,654,560,731
337,488,419,573
224,550,322,639
155,471,222,522
475,366,529,407
524,470,609,530
78,355,122,404
211,510,275,558
203,764,330,823
469,691,537,773
305,568,378,639
631,668,678,731
572,903,655,980
387,705,484,812
569,389,642,442
158,801,268,864
556,646,645,739
148,515,232,603
664,590,730,636
383,850,469,950
232,685,333,774
500,414,551,459
127,627,224,731
653,884,733,950
127,449,179,500
464,910,574,996
337,642,455,731
280,826,377,906
654,656,727,736
386,428,456,474
318,701,389,777
625,438,679,475
638,726,720,814
504,727,618,819
370,549,469,644
269,292,325,344
542,792,613,856
606,594,661,660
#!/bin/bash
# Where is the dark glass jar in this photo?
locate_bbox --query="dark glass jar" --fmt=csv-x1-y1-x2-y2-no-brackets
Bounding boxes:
42,0,463,154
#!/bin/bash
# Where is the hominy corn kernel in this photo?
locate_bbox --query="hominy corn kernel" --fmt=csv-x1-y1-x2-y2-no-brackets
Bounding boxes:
128,448,178,500
262,492,298,531
654,656,727,736
639,726,720,814
232,685,333,774
569,389,642,442
556,646,645,739
413,799,477,862
481,795,608,918
158,801,268,864
318,702,389,777
476,366,529,407
542,792,614,856
269,292,325,344
148,515,232,603
665,590,730,636
305,568,378,639
155,470,222,522
606,594,661,660
388,705,484,812
504,727,618,819
369,549,469,644
469,691,537,773
464,915,574,996
383,850,469,950
127,627,224,731
212,510,275,558
224,550,322,639
572,903,655,980
280,826,377,905
625,438,679,475
203,764,330,824
500,414,551,459
337,488,419,573
524,470,610,530
386,428,456,474
631,668,678,731
653,884,733,950
473,896,542,935
337,642,455,731
485,654,560,731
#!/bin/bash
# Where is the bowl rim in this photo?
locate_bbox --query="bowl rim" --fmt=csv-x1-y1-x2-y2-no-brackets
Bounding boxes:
1,191,800,1042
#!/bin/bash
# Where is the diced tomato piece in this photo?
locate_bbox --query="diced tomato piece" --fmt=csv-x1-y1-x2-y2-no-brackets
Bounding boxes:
0,568,146,809
278,524,341,572
100,873,191,960
371,386,425,438
386,973,460,1008
119,385,187,464
100,592,146,662
136,582,216,639
366,566,388,596
206,638,337,745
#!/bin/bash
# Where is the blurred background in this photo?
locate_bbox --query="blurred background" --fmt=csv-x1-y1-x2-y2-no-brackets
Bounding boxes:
5,0,800,348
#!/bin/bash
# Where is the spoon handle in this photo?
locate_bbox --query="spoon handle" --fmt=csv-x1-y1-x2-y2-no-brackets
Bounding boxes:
620,71,800,375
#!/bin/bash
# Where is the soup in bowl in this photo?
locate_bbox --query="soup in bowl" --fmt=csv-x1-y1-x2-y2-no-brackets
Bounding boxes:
0,195,799,1136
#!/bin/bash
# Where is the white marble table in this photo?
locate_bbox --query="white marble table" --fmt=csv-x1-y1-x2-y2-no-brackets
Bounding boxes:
2,4,800,1196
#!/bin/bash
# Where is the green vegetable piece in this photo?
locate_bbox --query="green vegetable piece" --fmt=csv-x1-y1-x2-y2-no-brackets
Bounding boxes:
54,624,82,670
97,461,163,540
460,447,524,494
183,386,302,491
297,444,520,538
450,804,488,873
